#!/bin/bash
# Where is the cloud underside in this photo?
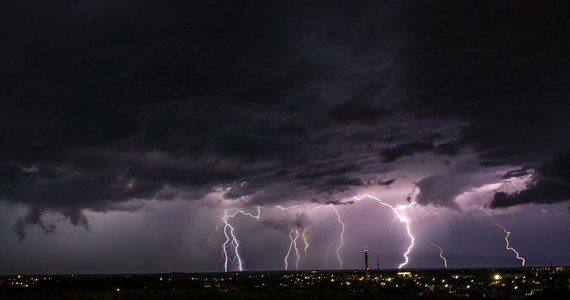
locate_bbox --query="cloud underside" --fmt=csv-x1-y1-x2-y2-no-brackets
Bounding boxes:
489,152,570,208
1,0,570,239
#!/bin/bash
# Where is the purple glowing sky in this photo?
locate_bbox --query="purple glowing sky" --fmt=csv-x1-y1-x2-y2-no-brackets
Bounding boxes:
1,0,570,274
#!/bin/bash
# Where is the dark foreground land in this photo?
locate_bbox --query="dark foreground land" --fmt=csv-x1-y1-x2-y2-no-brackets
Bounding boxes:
1,267,569,299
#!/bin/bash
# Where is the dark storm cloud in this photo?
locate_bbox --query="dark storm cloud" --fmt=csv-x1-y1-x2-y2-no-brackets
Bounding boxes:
415,163,498,209
394,1,570,206
500,168,534,180
379,141,434,163
260,212,310,234
415,174,462,209
376,178,396,186
13,208,56,243
434,141,462,157
327,87,393,124
324,200,354,206
274,170,290,178
0,0,337,236
294,165,361,180
397,0,570,160
321,176,363,189
490,151,570,208
1,0,570,241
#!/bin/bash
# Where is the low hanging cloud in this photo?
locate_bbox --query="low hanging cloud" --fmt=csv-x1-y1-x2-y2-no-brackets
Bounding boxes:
260,210,311,234
490,151,570,208
415,163,502,210
376,178,396,186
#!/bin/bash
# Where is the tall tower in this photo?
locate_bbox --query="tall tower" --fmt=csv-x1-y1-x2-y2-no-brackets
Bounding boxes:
364,246,369,278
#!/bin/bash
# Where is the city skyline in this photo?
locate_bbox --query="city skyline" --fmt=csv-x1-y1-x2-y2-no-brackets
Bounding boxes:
1,0,570,275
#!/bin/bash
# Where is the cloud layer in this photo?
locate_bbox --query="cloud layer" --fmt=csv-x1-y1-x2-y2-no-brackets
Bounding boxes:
1,0,569,240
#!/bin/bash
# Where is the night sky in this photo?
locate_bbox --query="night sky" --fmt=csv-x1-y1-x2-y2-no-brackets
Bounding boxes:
1,0,570,275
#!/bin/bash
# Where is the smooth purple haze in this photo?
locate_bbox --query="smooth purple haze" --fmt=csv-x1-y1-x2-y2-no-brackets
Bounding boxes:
1,0,570,274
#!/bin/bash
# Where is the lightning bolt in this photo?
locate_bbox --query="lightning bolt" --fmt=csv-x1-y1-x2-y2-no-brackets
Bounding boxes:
275,205,299,211
221,206,261,272
284,228,301,270
276,205,306,270
301,226,309,257
353,194,416,269
491,221,526,266
293,229,301,270
299,204,335,268
330,204,345,269
429,242,448,268
204,223,221,246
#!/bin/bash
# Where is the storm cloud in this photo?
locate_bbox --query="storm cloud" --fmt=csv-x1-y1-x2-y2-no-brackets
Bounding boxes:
380,141,434,163
1,0,570,244
490,151,570,208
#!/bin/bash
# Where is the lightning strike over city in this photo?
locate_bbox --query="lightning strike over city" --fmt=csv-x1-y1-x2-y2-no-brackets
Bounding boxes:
283,228,300,270
2,3,570,296
492,221,526,266
301,226,310,257
429,242,448,268
221,206,261,272
276,205,307,270
352,194,416,269
329,204,346,269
